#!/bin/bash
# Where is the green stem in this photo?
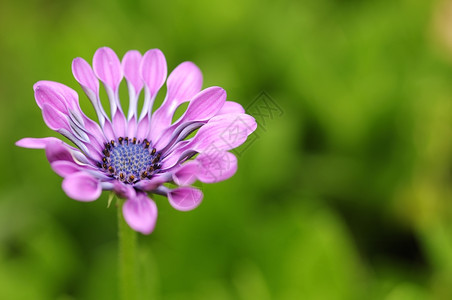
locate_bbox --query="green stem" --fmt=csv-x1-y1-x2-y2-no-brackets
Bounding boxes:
118,198,139,300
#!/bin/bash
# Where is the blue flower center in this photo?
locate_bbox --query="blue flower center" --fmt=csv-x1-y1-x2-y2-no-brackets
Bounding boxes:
100,137,161,184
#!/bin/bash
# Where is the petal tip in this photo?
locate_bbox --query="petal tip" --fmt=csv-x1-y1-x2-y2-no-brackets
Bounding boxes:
168,187,203,211
123,195,158,234
62,173,102,202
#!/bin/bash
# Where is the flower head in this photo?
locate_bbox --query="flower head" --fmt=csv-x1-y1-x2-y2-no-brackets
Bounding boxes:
16,47,256,234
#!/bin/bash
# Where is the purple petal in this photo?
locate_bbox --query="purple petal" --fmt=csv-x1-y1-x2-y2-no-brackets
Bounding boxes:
158,140,190,170
82,117,108,151
189,113,257,152
150,87,227,148
172,162,198,186
176,86,226,124
93,47,123,91
45,139,76,163
140,49,167,98
135,115,150,141
102,120,116,141
134,174,171,191
112,110,127,138
57,130,90,156
48,112,94,156
83,142,103,162
123,194,158,234
72,58,108,124
195,151,237,183
35,82,101,147
41,139,96,169
147,108,173,143
139,49,167,120
218,101,245,115
127,116,137,138
149,62,202,142
16,137,95,170
34,81,80,111
123,50,143,120
42,104,69,131
51,161,80,177
122,50,143,95
15,137,62,149
72,57,100,95
152,119,202,151
34,83,66,112
165,61,203,108
62,172,102,202
168,186,203,211
114,181,137,199
69,118,90,142
71,150,93,165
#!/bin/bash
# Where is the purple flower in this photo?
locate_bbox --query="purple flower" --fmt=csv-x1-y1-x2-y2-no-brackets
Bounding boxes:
16,47,256,234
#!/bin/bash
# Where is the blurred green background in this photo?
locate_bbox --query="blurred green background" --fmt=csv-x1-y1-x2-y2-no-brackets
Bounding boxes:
2,0,452,299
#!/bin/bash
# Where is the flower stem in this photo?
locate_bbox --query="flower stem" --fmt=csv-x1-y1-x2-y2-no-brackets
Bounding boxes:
118,198,139,300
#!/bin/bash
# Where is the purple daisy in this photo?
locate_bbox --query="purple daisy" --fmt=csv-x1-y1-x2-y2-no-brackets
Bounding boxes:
16,47,256,234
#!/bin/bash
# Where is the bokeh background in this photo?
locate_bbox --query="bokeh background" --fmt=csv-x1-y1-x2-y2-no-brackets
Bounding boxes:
1,0,452,299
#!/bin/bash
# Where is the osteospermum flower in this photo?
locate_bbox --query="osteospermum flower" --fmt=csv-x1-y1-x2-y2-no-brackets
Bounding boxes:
16,47,256,234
